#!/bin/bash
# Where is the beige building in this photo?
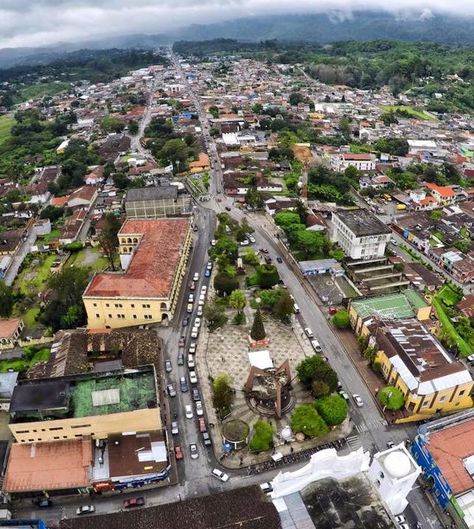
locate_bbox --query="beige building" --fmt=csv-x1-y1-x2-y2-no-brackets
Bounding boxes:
8,366,160,444
83,218,192,329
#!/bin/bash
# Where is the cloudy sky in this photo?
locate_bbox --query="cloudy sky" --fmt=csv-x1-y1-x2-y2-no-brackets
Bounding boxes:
0,0,472,49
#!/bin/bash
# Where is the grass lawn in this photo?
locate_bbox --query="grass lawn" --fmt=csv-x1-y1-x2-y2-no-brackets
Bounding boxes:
0,347,51,373
39,229,60,243
433,297,471,357
16,254,57,295
23,307,40,330
437,285,462,307
382,105,436,122
0,115,15,148
66,247,110,272
20,82,70,101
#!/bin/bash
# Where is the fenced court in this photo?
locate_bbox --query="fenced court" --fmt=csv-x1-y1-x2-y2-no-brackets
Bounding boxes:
351,292,424,320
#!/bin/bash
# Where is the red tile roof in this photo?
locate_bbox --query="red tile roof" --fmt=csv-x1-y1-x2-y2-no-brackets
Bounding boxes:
84,219,190,299
425,183,456,198
429,419,474,495
0,318,22,339
342,153,372,161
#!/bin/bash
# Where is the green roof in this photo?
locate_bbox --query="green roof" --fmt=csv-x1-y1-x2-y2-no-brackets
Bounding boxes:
351,291,428,320
71,370,156,418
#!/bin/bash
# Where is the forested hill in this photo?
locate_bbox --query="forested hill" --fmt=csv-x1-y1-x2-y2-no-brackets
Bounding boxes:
170,12,474,46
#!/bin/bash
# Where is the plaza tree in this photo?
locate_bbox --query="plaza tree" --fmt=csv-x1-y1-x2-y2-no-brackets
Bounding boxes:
314,394,348,426
249,420,274,451
229,289,247,315
290,404,328,438
204,299,228,332
332,309,350,329
250,308,266,341
212,373,234,419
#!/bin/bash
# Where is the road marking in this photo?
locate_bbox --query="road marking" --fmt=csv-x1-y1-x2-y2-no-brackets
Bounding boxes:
346,435,362,450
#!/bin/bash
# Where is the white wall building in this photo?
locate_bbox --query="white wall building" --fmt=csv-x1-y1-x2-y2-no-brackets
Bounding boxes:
331,209,392,260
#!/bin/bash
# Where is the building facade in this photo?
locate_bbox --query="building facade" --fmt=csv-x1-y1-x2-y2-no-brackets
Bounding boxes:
331,209,392,260
83,218,192,329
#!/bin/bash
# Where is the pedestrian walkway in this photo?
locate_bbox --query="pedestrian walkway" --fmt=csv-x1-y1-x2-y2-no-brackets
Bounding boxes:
345,435,362,450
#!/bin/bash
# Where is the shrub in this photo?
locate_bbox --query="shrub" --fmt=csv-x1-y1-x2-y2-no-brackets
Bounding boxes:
332,309,350,329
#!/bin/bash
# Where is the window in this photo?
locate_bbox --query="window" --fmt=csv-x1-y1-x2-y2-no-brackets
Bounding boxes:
49,427,63,431
115,303,123,308
53,436,60,439
459,390,466,396
96,314,100,318
142,304,150,308
28,439,35,442
16,430,29,434
106,303,110,308
93,303,97,307
422,401,430,408
438,395,446,402
131,304,135,308
133,315,137,319
108,314,112,318
71,424,91,429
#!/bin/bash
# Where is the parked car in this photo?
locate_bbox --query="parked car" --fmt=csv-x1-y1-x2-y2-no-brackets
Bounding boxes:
276,256,283,263
197,306,203,317
167,384,176,398
193,272,199,281
177,353,184,366
211,468,229,482
191,388,200,402
210,240,217,246
467,354,474,364
76,505,95,516
191,327,199,339
198,417,207,433
206,261,213,270
33,498,53,508
186,303,193,314
352,394,364,407
225,206,231,211
171,421,179,435
259,482,273,494
190,443,199,459
189,281,196,291
202,431,212,447
293,303,300,314
185,404,194,419
304,327,314,338
188,293,194,303
201,285,207,295
182,316,189,327
189,370,198,385
339,390,349,402
165,359,172,373
188,355,195,369
174,445,184,460
249,235,256,244
328,306,338,315
123,497,145,509
180,376,188,393
195,400,204,416
194,317,202,328
240,239,249,246
188,342,197,354
178,336,185,347
310,339,322,353
205,269,211,277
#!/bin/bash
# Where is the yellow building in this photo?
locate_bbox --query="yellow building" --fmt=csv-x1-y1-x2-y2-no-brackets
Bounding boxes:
83,218,192,329
372,319,473,419
8,366,160,444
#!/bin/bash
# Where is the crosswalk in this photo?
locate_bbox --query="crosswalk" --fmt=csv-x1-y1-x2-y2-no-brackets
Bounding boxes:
345,435,362,451
353,417,387,434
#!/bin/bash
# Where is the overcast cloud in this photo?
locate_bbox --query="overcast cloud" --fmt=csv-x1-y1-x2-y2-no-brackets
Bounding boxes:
0,0,473,49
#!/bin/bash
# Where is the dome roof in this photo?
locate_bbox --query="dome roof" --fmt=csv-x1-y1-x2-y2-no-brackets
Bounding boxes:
384,450,412,478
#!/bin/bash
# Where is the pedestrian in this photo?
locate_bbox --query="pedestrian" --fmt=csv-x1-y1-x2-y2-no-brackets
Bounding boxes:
290,446,294,453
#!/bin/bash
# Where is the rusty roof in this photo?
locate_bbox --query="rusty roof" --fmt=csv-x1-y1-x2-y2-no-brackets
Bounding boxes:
84,218,189,299
4,438,92,492
429,418,474,495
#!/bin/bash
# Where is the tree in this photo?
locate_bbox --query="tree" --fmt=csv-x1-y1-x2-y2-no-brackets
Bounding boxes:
209,237,238,265
101,115,125,133
255,264,279,288
249,420,274,451
290,404,328,438
250,308,266,341
113,172,129,189
295,230,329,259
338,116,352,139
40,205,64,222
242,249,260,266
378,386,406,411
214,272,239,296
0,281,14,318
314,394,348,426
99,213,121,271
273,290,294,323
274,211,301,230
245,187,264,209
311,380,330,398
204,299,228,331
252,103,263,114
332,310,350,329
209,106,219,119
212,373,234,419
128,120,139,135
430,210,442,221
229,289,246,315
296,355,338,393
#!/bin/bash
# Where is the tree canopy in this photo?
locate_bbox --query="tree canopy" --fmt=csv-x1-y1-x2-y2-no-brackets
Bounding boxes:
314,394,348,426
378,386,406,410
290,404,329,438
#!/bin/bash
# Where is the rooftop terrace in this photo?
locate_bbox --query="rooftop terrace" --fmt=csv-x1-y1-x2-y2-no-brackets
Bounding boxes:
351,290,428,320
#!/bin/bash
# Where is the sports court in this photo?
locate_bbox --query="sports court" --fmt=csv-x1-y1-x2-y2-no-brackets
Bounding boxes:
351,291,427,320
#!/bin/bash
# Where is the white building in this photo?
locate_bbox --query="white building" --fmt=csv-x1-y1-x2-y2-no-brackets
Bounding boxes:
331,153,376,172
368,443,421,515
331,209,392,260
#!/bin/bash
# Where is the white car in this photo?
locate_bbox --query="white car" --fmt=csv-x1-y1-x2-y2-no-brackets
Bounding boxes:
353,394,364,407
171,421,179,435
260,482,273,494
206,261,213,270
187,355,195,369
194,317,202,328
210,239,217,246
395,515,406,525
310,339,322,353
185,404,193,419
76,505,95,515
196,306,203,317
188,293,194,303
201,285,207,295
189,342,197,354
193,272,199,281
195,400,204,416
211,468,229,482
240,239,249,246
191,327,199,339
249,235,256,243
189,370,198,384
339,390,349,401
304,327,314,338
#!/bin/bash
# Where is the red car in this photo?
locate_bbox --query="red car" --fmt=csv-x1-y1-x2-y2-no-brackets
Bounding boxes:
328,306,338,315
198,417,207,433
123,497,145,509
174,446,184,460
178,336,185,347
